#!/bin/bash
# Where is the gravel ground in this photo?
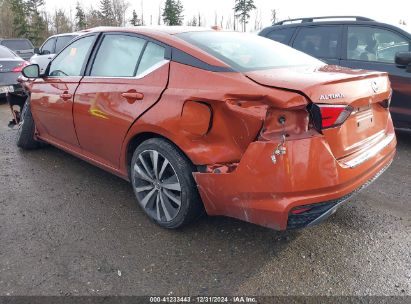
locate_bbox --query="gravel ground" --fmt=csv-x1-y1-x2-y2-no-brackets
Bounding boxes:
0,102,410,296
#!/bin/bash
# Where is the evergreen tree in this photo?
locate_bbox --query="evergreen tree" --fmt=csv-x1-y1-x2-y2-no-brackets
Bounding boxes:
26,0,47,45
10,0,29,38
99,0,115,26
162,0,184,26
75,2,86,30
233,0,256,32
130,9,141,26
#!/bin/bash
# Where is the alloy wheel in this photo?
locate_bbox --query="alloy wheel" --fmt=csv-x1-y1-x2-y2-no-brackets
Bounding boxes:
133,149,182,223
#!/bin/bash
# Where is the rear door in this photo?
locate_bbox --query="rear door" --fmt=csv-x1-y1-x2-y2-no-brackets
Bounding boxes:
291,25,343,65
340,25,411,128
30,34,97,147
73,33,170,168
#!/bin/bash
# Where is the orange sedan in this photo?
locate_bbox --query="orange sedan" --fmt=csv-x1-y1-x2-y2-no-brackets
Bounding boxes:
17,27,396,230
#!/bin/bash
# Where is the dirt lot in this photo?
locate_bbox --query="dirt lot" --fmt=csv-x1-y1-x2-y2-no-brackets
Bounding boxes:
0,102,410,296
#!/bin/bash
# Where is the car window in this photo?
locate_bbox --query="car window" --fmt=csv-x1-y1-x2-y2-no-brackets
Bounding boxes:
293,26,340,59
90,34,146,77
178,32,322,71
49,35,95,77
0,46,17,58
136,42,166,76
266,28,296,45
55,35,76,53
347,26,410,63
41,38,56,54
1,39,33,50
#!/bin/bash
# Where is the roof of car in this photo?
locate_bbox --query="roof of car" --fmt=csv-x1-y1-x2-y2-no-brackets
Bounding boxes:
86,26,215,35
259,17,411,38
49,32,82,38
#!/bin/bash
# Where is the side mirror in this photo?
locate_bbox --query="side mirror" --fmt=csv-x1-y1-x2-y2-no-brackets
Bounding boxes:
22,64,40,78
34,47,40,54
395,52,411,67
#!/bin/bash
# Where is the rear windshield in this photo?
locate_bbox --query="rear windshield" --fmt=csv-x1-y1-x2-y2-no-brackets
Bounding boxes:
0,46,17,58
1,39,33,50
177,31,323,71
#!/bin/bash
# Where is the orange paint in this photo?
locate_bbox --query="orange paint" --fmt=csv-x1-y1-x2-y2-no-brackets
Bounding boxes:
25,27,396,230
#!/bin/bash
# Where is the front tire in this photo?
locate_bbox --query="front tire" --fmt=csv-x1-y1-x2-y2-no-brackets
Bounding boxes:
16,99,41,150
130,138,204,229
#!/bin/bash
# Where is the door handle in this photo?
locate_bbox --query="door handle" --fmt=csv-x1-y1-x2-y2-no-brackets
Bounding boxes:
121,91,144,104
60,92,72,100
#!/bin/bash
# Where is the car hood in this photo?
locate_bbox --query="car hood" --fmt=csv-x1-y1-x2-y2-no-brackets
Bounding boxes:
244,65,389,103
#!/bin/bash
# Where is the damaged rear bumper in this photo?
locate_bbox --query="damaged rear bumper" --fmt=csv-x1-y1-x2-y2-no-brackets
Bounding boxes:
193,131,396,230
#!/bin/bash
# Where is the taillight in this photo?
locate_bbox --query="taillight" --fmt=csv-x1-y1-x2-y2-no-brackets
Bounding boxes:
308,104,353,130
12,61,29,72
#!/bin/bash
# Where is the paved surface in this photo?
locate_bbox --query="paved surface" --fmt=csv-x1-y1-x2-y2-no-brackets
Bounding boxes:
0,102,410,296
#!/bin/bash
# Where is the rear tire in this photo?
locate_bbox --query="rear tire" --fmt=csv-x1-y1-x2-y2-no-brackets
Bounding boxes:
130,138,204,229
16,99,41,150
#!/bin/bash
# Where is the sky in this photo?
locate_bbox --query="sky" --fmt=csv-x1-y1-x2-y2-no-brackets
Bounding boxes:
44,0,410,31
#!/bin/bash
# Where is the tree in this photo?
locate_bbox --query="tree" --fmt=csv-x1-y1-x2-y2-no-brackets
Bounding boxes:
26,0,48,45
253,9,262,31
100,0,115,26
53,9,72,34
233,0,256,32
75,2,86,30
0,0,15,38
162,0,184,26
130,9,141,26
271,9,278,24
10,0,29,38
86,8,103,28
187,15,197,26
112,0,129,26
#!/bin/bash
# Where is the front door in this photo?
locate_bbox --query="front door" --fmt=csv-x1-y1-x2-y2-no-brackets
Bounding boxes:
73,34,170,168
340,25,411,128
30,35,97,147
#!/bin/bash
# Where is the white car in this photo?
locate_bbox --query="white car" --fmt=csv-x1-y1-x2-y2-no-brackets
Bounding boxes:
30,33,79,74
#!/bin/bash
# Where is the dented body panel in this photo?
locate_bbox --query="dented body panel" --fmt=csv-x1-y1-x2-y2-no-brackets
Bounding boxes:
20,27,396,230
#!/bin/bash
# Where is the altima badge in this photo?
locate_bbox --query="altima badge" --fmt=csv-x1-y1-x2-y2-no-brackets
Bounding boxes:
319,93,345,101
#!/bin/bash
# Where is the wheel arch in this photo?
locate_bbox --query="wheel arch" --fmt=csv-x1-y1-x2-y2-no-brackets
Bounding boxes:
123,131,196,180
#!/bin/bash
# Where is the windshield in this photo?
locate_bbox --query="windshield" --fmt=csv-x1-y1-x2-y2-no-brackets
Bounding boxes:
1,39,33,50
177,31,323,71
0,46,17,58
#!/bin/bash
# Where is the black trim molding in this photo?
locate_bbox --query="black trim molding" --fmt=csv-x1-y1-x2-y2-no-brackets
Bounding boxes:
171,48,234,72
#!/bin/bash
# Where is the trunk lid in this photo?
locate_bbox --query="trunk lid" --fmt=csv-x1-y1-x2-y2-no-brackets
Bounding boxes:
0,59,24,86
245,65,392,159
